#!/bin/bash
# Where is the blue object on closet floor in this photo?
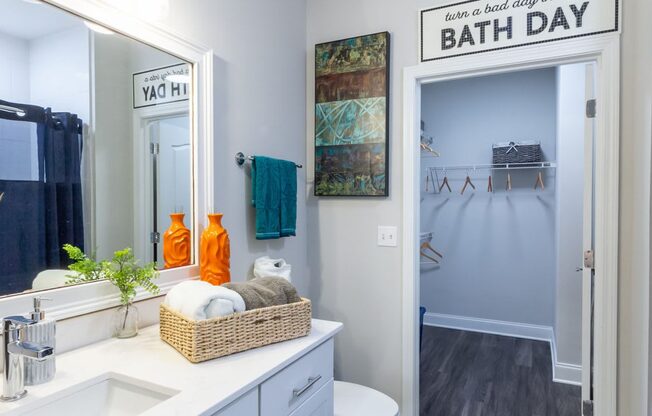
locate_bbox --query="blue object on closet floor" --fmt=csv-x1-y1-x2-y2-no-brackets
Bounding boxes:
420,306,426,351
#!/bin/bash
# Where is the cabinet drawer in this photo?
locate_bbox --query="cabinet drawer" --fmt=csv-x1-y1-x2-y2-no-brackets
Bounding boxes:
289,378,334,416
212,387,258,416
260,339,334,416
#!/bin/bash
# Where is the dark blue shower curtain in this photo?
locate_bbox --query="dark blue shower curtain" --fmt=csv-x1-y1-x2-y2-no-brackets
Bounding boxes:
0,99,84,295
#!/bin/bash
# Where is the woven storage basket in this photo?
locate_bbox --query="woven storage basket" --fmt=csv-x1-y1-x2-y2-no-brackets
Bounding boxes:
159,299,311,363
492,141,542,164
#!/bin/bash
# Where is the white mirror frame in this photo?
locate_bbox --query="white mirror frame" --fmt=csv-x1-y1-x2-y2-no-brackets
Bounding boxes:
0,0,213,320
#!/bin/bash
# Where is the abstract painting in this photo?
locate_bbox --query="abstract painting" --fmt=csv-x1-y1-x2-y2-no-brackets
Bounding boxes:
314,32,390,196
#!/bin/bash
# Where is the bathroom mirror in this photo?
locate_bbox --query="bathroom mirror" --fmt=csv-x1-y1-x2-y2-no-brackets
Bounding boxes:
0,0,195,298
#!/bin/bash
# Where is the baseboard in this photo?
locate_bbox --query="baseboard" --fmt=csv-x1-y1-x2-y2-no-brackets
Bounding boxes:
423,312,553,341
423,312,581,385
550,332,583,386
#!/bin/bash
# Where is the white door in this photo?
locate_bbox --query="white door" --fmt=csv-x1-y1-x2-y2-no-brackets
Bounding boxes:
149,115,191,267
581,63,596,412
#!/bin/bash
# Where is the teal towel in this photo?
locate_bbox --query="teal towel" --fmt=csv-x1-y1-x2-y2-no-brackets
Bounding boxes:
251,156,296,240
279,159,297,237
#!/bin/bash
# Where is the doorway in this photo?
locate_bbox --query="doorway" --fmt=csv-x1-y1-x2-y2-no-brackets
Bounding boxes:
417,63,592,415
401,35,620,416
147,115,191,267
132,104,192,268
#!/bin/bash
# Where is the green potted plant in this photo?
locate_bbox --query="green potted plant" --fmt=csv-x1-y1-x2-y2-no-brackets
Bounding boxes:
63,245,160,338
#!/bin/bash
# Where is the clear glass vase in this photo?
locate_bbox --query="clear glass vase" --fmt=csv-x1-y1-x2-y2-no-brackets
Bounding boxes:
113,303,139,338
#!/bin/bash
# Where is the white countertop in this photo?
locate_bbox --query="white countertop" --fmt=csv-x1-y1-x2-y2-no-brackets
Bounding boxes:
0,319,342,416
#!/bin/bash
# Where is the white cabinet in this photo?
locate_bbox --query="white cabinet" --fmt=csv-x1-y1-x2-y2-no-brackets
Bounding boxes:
214,339,335,416
289,379,334,416
260,339,333,416
212,388,258,416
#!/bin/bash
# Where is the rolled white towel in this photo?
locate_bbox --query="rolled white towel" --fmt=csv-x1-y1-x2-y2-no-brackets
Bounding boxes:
164,280,246,320
253,256,292,282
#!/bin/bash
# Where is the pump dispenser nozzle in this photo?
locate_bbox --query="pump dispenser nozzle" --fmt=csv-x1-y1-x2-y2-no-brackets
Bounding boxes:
30,297,52,322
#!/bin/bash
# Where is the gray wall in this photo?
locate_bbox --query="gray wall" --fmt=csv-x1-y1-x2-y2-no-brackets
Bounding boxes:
306,0,652,412
93,34,134,259
306,0,429,404
554,64,586,367
419,69,557,327
154,0,310,293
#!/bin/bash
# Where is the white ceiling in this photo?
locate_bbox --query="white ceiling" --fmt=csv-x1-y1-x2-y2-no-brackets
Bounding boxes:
0,0,83,40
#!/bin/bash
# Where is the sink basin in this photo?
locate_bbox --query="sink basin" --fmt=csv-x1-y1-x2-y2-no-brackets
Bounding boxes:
7,373,179,416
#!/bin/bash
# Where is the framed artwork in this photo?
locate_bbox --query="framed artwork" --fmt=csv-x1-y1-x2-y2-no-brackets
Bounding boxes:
314,32,390,197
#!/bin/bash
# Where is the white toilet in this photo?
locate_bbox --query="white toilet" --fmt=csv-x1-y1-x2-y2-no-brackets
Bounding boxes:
334,381,399,416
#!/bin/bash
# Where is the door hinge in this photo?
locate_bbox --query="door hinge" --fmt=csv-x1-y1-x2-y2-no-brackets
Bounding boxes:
586,99,597,118
584,249,595,270
150,143,160,155
583,399,594,416
150,231,160,244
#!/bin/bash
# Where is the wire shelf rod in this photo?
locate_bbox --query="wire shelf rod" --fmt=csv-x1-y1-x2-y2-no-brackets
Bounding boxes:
428,162,556,172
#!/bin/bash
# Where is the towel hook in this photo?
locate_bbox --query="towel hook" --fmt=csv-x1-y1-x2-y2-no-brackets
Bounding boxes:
235,152,247,166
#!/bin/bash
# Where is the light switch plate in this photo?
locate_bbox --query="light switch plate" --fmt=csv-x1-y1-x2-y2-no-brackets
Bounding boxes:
378,226,398,247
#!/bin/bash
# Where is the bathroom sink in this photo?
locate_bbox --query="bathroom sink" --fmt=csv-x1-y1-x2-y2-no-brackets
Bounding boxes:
7,373,178,416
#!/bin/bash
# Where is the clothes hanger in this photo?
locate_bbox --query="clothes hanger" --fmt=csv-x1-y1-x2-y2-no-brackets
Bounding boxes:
506,172,512,191
420,251,439,264
487,175,493,193
461,170,475,195
421,241,443,258
534,171,545,190
420,127,440,157
439,169,452,192
419,243,439,264
420,143,440,157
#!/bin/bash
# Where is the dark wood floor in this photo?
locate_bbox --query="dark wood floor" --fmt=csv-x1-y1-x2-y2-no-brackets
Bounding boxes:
420,326,581,416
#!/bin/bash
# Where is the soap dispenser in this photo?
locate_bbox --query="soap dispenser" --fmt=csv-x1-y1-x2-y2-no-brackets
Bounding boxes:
24,297,56,385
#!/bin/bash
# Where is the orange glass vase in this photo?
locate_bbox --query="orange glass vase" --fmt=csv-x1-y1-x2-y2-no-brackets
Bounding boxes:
163,213,191,269
200,213,231,285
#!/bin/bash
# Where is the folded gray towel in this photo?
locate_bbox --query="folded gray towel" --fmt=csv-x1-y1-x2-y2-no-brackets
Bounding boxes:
222,277,301,310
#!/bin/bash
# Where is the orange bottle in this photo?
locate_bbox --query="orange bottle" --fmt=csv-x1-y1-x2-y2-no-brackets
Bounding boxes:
163,213,191,269
200,213,231,285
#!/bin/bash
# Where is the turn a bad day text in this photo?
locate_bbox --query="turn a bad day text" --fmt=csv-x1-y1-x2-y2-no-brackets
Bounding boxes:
441,0,590,50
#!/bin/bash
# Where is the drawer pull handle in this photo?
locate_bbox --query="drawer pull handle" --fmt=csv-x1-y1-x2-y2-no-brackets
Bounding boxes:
293,375,322,398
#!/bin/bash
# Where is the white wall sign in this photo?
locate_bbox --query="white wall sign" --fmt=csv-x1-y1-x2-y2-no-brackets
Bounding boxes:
133,63,190,108
420,0,619,62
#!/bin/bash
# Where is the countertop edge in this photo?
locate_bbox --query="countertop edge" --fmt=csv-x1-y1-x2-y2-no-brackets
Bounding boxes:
0,319,343,416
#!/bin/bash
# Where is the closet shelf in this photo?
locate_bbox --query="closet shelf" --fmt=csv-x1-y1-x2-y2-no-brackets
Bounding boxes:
428,161,556,172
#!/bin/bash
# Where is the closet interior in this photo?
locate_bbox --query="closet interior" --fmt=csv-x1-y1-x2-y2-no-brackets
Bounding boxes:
418,64,591,416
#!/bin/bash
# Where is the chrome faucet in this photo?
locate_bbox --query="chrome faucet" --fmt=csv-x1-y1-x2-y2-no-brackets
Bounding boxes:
2,316,53,401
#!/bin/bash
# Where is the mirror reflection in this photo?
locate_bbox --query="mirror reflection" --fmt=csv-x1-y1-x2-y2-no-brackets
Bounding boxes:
0,0,193,297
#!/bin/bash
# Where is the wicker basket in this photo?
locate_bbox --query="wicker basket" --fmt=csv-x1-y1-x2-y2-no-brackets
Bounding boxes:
159,299,312,363
492,141,542,164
